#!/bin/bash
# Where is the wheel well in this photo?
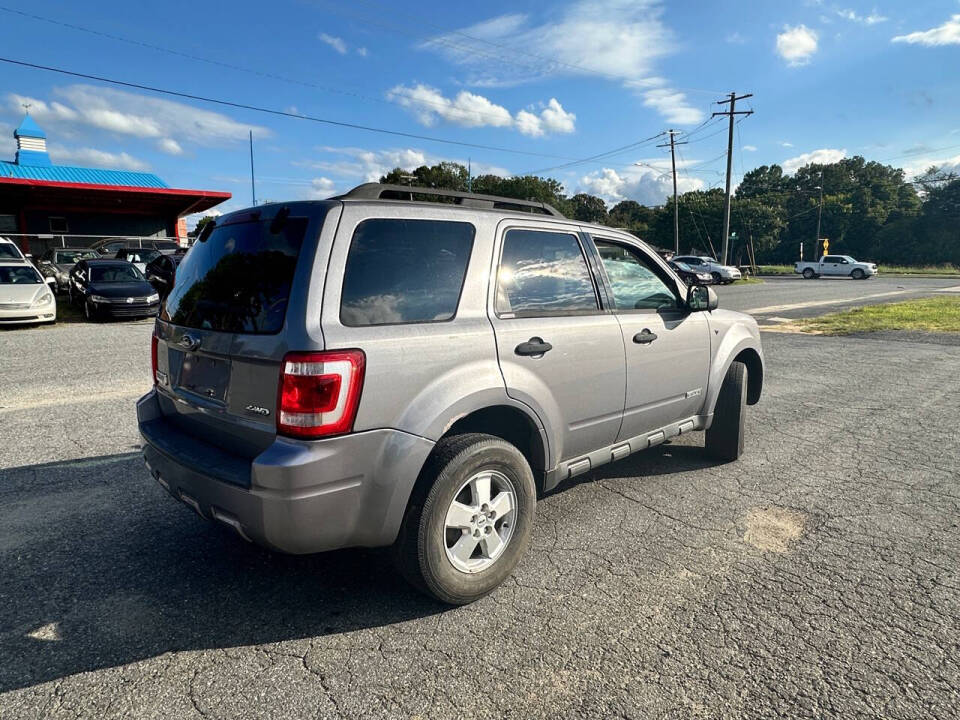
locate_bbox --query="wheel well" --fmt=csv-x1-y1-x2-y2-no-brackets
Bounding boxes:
734,348,763,405
442,406,547,489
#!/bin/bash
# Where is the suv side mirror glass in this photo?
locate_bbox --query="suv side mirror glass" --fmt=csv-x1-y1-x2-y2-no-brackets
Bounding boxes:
687,284,719,312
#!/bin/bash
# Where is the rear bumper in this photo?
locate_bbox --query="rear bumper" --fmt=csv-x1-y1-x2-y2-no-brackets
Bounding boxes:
137,390,434,554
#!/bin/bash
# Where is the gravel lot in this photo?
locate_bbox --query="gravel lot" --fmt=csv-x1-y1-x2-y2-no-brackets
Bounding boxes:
1,302,958,718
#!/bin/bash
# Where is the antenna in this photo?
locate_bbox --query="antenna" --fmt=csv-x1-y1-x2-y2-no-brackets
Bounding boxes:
249,130,256,206
22,102,31,114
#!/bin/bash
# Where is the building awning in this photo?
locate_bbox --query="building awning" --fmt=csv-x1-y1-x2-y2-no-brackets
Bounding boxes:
0,176,230,217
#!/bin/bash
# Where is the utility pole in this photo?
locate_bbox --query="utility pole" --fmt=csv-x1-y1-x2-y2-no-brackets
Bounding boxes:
814,172,824,258
249,130,257,207
712,92,753,265
657,129,687,254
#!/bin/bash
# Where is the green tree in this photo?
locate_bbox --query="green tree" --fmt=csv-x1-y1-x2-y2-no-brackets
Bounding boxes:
609,200,656,236
568,193,609,224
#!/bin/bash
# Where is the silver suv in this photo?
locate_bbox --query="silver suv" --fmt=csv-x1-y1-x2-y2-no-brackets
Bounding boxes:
138,184,764,604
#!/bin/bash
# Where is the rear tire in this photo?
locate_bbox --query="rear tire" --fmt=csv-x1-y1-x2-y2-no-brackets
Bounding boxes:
705,361,747,462
802,268,815,279
393,433,536,605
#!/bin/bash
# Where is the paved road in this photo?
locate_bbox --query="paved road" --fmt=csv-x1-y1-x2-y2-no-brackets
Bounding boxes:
1,323,958,717
715,275,960,323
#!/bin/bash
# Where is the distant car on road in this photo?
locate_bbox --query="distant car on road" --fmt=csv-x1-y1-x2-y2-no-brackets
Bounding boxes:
115,247,162,273
668,260,714,286
673,255,742,284
68,258,159,321
35,248,100,293
0,260,57,325
144,252,183,301
795,255,877,280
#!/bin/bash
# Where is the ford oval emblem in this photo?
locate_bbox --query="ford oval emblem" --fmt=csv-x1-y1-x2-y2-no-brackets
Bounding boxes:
179,335,200,351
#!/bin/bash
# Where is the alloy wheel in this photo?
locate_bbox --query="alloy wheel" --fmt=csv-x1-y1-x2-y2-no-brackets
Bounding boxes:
443,469,517,574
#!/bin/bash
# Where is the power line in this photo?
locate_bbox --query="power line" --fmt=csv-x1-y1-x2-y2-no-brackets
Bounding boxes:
0,56,586,160
0,5,529,127
521,132,667,176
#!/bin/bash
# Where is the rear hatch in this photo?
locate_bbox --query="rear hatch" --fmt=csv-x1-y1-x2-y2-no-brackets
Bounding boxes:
153,205,327,464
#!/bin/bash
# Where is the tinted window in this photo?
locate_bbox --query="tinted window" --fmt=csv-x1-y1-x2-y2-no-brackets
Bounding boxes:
595,240,678,311
496,229,598,316
340,219,474,327
55,250,97,264
162,215,309,334
90,264,144,283
0,265,41,283
0,243,22,259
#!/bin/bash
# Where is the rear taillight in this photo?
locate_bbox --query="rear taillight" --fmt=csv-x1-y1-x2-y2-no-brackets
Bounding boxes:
277,350,365,439
151,333,159,384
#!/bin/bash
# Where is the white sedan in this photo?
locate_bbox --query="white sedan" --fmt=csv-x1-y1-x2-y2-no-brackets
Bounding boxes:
0,261,57,325
673,255,742,284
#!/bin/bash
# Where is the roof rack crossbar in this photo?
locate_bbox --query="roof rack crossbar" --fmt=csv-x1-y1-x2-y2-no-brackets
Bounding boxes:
336,183,565,218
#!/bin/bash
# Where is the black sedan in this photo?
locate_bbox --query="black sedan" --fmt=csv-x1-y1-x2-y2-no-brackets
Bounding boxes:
144,252,183,302
669,260,714,286
68,259,160,321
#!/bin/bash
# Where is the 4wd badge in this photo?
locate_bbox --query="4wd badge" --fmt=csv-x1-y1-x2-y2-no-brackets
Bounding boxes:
245,405,270,416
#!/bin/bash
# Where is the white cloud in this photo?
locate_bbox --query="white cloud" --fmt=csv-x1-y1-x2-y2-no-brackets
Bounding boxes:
47,144,150,171
776,24,819,65
779,141,795,148
157,138,183,155
357,47,368,57
836,9,888,25
578,165,703,206
782,148,847,173
387,84,576,136
726,32,747,44
743,145,758,152
318,33,347,54
300,145,510,184
892,14,960,46
418,0,701,125
7,86,269,152
309,176,338,199
641,88,703,124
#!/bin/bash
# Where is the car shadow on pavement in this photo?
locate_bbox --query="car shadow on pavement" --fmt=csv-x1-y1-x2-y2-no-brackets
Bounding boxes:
0,441,720,693
0,453,443,693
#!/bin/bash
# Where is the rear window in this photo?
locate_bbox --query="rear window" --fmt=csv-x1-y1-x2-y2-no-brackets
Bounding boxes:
340,219,474,326
162,215,308,334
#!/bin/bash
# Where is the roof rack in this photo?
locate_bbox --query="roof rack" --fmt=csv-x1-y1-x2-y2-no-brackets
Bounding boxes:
336,183,565,218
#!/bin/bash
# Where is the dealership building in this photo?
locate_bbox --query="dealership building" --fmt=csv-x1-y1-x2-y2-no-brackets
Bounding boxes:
0,114,230,254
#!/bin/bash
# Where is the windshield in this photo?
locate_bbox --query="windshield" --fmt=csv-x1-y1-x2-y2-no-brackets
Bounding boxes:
672,262,692,271
162,213,310,334
90,264,144,283
0,265,41,284
55,250,98,264
0,243,23,259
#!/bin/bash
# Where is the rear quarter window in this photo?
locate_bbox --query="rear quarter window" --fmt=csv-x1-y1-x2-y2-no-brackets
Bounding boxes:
340,219,474,327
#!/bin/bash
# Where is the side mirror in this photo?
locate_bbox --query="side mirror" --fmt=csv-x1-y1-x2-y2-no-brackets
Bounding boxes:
45,277,56,287
687,284,719,312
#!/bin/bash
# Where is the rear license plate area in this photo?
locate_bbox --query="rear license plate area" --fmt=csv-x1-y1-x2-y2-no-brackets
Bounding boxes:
177,353,230,402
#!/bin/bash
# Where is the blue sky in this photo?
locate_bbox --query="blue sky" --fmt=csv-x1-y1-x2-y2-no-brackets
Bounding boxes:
1,0,959,223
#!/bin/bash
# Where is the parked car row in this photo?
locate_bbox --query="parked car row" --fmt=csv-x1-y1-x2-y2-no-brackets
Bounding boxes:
0,235,186,326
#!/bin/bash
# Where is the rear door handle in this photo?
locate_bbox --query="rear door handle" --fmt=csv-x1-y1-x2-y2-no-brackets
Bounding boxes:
633,329,658,344
515,337,553,356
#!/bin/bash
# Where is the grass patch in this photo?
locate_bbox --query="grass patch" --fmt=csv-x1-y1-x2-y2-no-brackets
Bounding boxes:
799,297,960,335
754,265,794,275
733,276,764,285
878,264,960,276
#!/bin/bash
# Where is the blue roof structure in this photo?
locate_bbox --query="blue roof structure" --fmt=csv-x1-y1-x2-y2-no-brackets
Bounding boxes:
5,113,168,188
14,114,46,139
0,160,168,188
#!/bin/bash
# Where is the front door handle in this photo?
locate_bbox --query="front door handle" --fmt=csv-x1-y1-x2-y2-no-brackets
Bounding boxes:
515,337,553,356
633,329,658,344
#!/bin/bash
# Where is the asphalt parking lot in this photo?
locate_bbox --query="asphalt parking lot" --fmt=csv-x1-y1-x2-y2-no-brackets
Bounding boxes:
1,283,958,718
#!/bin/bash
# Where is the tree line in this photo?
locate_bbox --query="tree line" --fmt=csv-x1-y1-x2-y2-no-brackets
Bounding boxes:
381,158,960,266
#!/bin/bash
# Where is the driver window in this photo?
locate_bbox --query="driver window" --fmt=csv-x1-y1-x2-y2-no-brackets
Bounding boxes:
594,239,678,311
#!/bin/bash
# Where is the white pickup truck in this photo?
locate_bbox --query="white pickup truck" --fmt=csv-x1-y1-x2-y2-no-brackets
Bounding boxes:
795,255,878,280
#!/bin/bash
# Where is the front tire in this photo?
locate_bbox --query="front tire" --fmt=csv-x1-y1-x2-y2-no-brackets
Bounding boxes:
851,269,865,280
705,361,747,462
711,271,722,284
394,433,536,605
83,300,96,321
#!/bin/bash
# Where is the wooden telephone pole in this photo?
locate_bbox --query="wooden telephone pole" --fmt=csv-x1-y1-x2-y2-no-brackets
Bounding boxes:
657,129,687,254
712,92,753,265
